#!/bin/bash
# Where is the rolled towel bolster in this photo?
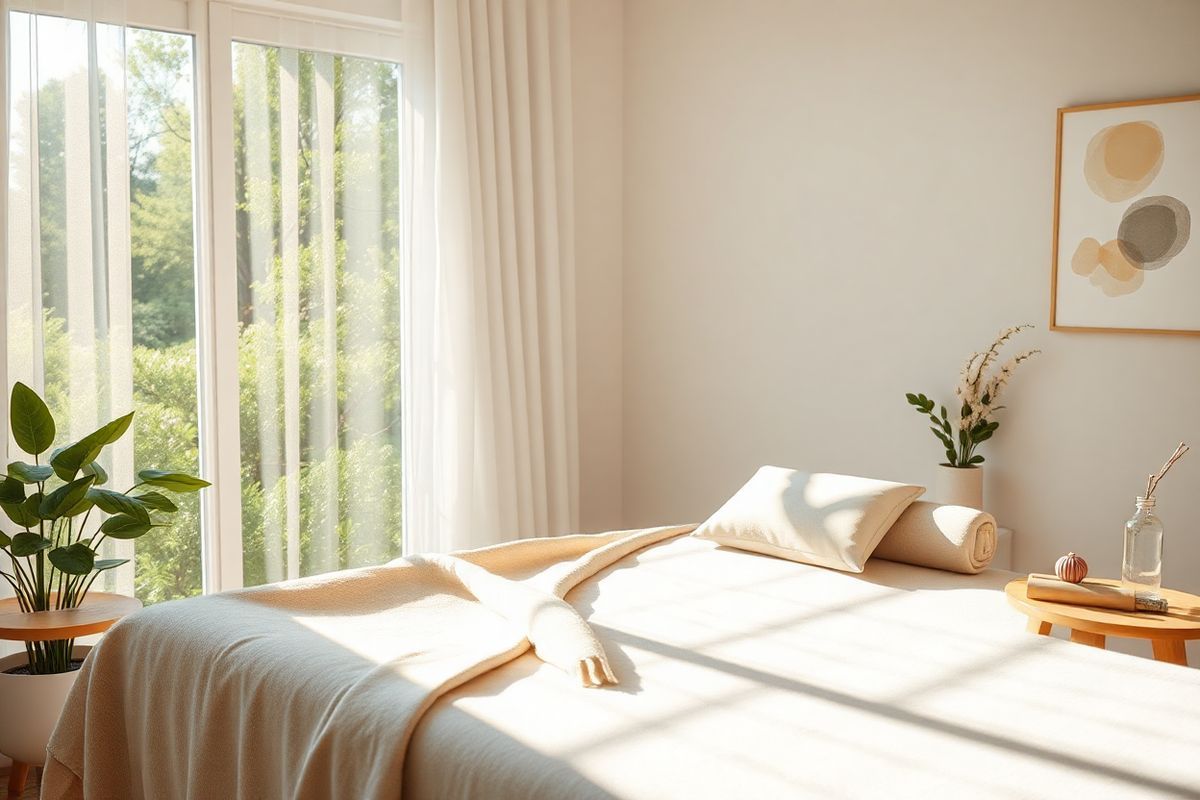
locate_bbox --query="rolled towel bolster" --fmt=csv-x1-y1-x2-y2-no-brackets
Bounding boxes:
973,524,996,565
872,501,997,574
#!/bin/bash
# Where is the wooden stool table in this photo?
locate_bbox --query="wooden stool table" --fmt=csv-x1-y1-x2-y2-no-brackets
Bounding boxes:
1005,578,1200,666
0,593,141,799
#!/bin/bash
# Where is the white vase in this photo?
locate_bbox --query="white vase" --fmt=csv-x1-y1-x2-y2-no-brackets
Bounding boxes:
0,645,91,765
935,464,984,510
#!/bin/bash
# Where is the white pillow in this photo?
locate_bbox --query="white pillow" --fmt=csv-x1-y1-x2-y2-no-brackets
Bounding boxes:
692,466,925,572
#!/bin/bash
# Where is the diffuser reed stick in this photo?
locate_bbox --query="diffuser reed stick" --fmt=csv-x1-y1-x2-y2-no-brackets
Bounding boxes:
1145,442,1189,499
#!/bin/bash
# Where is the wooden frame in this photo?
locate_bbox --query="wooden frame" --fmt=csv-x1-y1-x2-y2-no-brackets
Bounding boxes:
1049,92,1200,336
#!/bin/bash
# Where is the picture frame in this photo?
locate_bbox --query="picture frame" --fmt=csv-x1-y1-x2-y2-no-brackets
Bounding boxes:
1050,93,1200,336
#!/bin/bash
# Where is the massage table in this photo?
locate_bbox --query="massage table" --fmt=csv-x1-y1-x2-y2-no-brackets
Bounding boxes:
43,528,1200,799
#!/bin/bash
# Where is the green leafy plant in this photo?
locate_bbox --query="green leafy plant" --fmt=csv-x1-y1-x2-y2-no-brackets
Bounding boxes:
1,383,209,674
905,325,1040,468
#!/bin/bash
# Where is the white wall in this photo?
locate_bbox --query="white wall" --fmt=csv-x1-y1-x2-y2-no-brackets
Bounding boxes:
572,0,625,532
622,0,1200,595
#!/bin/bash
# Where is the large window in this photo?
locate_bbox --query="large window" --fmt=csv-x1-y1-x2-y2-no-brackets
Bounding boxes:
5,11,202,603
232,43,403,586
3,3,409,599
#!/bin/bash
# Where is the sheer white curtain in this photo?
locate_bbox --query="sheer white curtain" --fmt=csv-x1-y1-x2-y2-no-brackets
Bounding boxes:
1,0,582,594
225,18,406,584
3,1,204,605
0,3,10,614
405,0,579,552
4,1,141,596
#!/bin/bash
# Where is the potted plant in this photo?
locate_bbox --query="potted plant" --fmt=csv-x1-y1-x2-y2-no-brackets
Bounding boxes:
0,382,208,767
905,325,1040,509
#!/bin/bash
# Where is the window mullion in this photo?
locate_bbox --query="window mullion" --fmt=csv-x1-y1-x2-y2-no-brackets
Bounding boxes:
0,9,9,480
195,1,245,592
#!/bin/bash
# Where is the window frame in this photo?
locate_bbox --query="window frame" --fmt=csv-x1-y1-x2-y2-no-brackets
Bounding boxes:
3,0,413,595
6,0,193,34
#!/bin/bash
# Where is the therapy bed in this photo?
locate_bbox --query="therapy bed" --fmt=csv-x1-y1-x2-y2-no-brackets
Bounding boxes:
42,524,1200,799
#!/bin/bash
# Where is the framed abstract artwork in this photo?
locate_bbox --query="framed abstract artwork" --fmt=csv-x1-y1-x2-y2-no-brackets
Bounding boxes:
1050,93,1199,335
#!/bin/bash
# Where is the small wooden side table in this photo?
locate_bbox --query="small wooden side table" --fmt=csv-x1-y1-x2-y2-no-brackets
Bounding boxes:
1005,578,1200,666
0,593,141,799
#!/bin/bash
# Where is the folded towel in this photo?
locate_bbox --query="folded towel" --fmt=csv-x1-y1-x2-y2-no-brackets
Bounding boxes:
410,553,618,687
872,501,997,574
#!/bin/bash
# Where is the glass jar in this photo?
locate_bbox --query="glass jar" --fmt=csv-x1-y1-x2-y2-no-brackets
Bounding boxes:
1122,496,1163,595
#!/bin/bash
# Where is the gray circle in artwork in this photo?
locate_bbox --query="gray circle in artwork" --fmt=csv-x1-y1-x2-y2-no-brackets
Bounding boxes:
1117,195,1191,271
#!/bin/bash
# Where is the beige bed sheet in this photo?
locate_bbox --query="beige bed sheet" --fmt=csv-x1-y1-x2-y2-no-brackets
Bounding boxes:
406,535,1200,800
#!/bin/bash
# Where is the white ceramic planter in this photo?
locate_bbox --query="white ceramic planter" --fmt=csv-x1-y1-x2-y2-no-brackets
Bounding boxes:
935,464,984,510
0,645,91,765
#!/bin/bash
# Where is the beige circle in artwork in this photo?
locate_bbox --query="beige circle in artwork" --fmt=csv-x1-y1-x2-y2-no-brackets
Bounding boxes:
1083,121,1164,202
1070,236,1144,296
1070,237,1100,275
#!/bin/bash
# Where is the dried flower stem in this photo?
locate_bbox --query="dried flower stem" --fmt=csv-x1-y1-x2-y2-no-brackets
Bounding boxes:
1145,442,1189,499
905,325,1039,468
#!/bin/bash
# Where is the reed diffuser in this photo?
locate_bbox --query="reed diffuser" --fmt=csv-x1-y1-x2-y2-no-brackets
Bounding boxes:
1122,442,1189,596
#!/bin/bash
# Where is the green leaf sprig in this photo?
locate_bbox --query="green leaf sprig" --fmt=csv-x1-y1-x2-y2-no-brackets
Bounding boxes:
904,326,1039,468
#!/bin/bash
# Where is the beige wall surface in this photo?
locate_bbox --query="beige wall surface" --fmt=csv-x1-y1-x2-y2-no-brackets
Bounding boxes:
572,0,625,531
278,0,403,23
621,0,1200,598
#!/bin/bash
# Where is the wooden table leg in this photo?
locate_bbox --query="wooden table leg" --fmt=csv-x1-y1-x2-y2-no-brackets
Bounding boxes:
1151,638,1188,666
1069,629,1106,649
1026,616,1052,635
7,761,29,799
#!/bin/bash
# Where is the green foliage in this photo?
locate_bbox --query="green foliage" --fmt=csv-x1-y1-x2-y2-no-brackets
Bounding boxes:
51,413,134,480
0,383,209,674
2,495,41,528
88,489,152,521
100,515,153,539
10,382,55,455
82,461,109,485
904,327,1038,468
38,475,96,519
230,43,404,586
0,478,23,503
134,491,177,513
6,30,404,615
49,543,96,575
128,29,198,350
8,462,53,483
905,392,998,468
137,470,210,492
128,342,203,603
10,532,52,557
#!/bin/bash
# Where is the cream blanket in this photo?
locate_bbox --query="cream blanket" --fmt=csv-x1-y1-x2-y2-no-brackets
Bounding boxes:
41,524,693,800
407,535,1200,799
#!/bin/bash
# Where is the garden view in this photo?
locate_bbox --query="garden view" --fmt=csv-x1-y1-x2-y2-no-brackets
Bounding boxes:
10,20,403,603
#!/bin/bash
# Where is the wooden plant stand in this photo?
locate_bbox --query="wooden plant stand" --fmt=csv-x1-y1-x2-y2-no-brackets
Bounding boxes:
0,593,141,799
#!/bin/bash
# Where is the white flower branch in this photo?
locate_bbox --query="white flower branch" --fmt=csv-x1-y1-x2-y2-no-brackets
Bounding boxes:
907,325,1040,468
